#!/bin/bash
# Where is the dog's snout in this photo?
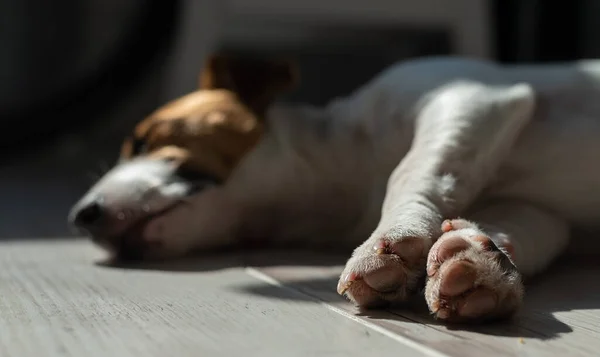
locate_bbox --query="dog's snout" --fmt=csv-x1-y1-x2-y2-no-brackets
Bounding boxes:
72,201,105,228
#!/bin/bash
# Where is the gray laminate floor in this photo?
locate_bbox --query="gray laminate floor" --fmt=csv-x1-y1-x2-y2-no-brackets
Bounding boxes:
0,240,598,357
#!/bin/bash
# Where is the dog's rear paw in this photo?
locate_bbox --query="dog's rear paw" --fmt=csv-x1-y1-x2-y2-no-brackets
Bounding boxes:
425,219,523,323
337,233,431,308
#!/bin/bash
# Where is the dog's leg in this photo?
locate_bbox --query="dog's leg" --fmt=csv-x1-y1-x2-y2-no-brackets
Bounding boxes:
425,201,569,322
338,82,536,308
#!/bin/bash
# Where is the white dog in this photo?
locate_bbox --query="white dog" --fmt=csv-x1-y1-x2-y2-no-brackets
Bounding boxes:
69,55,600,323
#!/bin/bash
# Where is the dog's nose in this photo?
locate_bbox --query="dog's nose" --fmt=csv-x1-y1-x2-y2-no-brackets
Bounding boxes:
72,201,105,228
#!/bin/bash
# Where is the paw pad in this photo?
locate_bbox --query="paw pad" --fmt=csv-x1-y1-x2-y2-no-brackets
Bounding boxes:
425,222,523,322
337,234,430,307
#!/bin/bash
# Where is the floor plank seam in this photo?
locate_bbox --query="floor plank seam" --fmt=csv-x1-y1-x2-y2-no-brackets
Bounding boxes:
244,267,451,357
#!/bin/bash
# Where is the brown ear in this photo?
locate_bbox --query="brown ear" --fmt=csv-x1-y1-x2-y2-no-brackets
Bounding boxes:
199,54,299,116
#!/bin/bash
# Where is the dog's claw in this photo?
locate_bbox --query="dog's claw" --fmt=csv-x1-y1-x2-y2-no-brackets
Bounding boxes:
373,240,388,255
337,272,359,295
337,282,352,295
441,219,454,232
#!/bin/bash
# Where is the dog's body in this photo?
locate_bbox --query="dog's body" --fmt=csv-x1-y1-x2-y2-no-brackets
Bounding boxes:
222,57,600,241
71,56,600,323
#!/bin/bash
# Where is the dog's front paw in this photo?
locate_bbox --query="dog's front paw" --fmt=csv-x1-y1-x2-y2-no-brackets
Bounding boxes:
337,233,431,308
425,219,523,323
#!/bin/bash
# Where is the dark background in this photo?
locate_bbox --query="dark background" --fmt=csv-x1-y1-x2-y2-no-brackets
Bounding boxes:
0,0,598,239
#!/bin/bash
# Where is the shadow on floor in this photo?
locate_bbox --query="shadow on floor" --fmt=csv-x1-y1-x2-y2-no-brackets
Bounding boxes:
237,276,576,339
96,249,348,272
92,247,600,341
232,257,600,340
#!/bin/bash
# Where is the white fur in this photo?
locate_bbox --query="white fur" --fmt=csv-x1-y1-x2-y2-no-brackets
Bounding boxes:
81,56,600,276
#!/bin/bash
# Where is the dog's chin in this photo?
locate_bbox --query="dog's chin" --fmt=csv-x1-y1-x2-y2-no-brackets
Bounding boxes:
96,200,186,262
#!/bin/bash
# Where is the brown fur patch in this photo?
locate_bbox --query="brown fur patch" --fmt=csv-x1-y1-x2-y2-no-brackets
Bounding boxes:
120,55,298,181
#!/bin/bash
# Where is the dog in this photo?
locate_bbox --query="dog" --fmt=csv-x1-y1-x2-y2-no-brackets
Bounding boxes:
69,54,600,323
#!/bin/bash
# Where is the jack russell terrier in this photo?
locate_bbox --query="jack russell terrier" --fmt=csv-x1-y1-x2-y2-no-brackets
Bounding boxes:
69,54,600,323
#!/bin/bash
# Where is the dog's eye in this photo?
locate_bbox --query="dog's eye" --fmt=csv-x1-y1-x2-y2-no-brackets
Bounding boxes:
175,166,222,185
130,137,147,155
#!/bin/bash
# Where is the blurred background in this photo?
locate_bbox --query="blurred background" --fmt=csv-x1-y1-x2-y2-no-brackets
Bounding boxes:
0,0,598,239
